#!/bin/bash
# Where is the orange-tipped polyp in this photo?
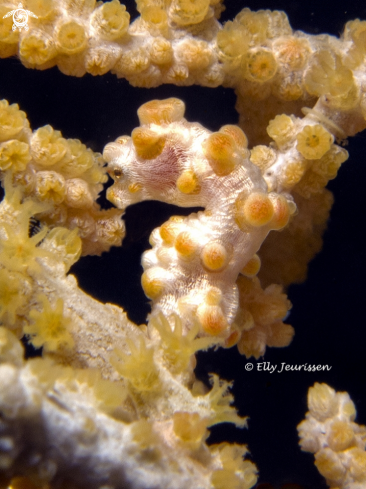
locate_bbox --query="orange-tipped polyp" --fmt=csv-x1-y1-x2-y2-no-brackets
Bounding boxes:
269,194,291,230
141,269,165,299
197,304,228,336
137,98,186,126
176,170,200,194
175,231,197,258
201,241,229,271
159,221,181,244
235,192,274,229
241,254,261,277
220,125,248,150
131,127,165,159
242,192,274,227
203,132,237,176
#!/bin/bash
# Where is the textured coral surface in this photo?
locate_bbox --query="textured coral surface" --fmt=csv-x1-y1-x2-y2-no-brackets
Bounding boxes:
0,0,365,488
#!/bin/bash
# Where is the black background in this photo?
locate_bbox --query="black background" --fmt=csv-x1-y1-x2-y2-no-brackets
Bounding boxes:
0,1,366,488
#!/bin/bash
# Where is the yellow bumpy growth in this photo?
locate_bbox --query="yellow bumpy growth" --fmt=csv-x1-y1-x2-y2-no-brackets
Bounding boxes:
298,383,366,488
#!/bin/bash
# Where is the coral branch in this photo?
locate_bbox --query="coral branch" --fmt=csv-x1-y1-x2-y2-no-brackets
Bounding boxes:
298,383,366,488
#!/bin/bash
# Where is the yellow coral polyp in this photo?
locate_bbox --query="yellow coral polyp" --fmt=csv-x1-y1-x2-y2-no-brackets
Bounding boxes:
176,170,200,194
273,36,311,69
328,82,360,110
308,383,338,421
314,448,346,482
273,77,304,101
57,138,95,178
137,98,185,126
93,209,125,250
267,114,294,146
56,20,87,55
345,19,366,54
210,443,257,489
35,170,66,204
19,31,56,66
180,39,212,70
237,328,263,358
216,22,249,59
0,140,31,172
235,192,274,229
112,336,160,391
0,100,27,143
203,132,238,176
86,48,119,76
166,64,189,84
45,227,82,271
65,178,93,209
131,127,165,159
312,144,348,179
150,38,173,65
170,0,210,26
297,124,333,160
0,219,50,274
24,0,56,20
31,125,68,167
151,313,215,373
327,420,355,452
235,8,269,43
141,6,168,30
201,241,229,272
67,0,97,16
349,448,366,481
304,51,355,98
244,49,277,83
24,295,74,352
279,159,307,187
249,145,276,171
0,269,30,325
92,0,130,41
115,49,149,75
173,412,208,448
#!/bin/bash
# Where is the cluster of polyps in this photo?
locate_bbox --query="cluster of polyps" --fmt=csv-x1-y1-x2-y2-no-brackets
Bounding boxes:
104,98,295,352
298,383,366,488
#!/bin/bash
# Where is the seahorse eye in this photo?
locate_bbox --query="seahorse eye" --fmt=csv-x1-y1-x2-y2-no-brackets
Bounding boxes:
113,168,123,178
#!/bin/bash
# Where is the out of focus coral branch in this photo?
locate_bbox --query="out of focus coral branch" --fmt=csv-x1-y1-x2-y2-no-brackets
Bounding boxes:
298,383,366,489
